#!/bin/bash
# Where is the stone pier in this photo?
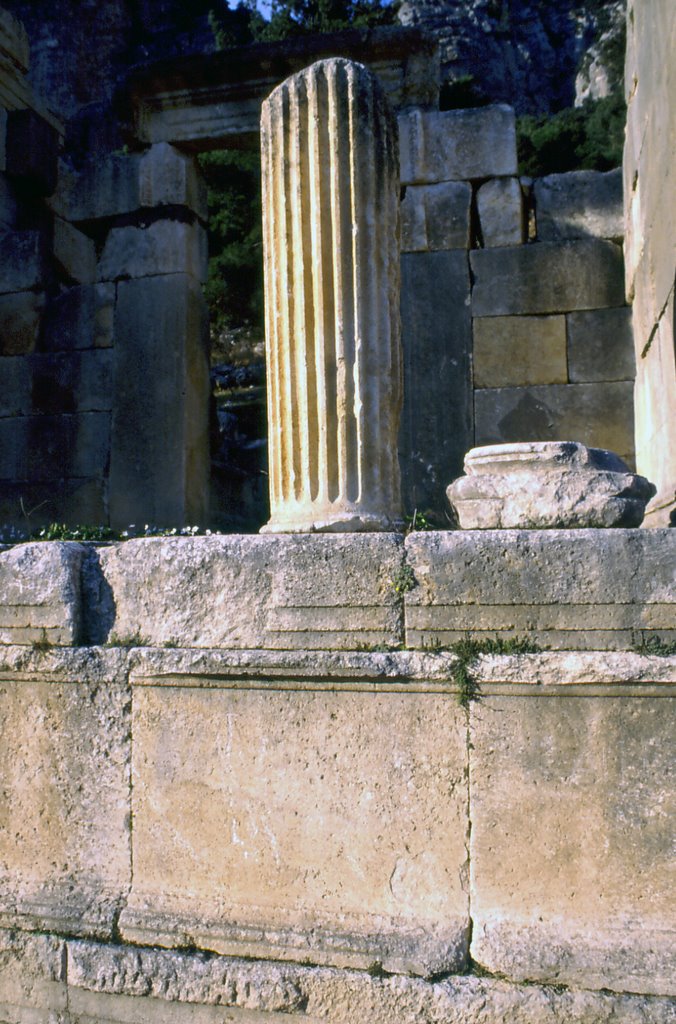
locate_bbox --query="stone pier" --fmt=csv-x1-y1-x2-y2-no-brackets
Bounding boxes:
260,58,403,533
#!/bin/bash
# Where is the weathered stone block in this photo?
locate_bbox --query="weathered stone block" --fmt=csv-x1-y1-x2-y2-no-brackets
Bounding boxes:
404,529,675,649
119,673,468,976
473,314,567,388
0,541,84,645
0,354,30,416
109,274,209,527
53,216,97,284
474,380,635,467
0,930,67,1022
476,177,524,247
0,171,18,227
0,288,44,354
448,442,655,529
400,251,472,517
470,694,676,995
98,219,207,283
0,415,26,478
28,350,113,414
88,534,404,650
0,229,45,294
567,306,635,382
399,105,517,184
401,181,472,251
5,107,58,195
0,647,130,936
21,411,111,482
470,239,625,316
42,282,115,351
139,142,208,221
535,168,623,242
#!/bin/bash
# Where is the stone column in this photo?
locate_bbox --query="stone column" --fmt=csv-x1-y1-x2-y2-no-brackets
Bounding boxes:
260,58,403,533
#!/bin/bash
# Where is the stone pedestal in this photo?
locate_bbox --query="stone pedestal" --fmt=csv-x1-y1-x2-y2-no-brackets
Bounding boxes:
447,442,656,529
260,58,403,533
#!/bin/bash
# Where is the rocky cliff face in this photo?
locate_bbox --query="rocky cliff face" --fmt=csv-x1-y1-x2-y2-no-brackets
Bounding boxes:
398,0,626,113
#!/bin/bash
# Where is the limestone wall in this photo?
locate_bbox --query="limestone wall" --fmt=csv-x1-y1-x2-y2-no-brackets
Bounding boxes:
623,0,676,526
0,532,674,1022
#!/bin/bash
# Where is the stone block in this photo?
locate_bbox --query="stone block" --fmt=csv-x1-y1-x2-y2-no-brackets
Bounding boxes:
535,168,624,241
119,674,468,976
399,105,517,184
0,288,44,354
0,8,30,72
448,442,655,529
0,647,130,937
109,274,210,527
139,142,208,221
0,541,84,645
476,177,524,247
470,239,625,316
42,282,115,351
0,354,30,416
401,181,472,251
98,220,207,283
473,314,567,388
15,411,111,482
53,216,97,284
87,534,405,650
0,415,27,478
0,108,6,172
474,380,635,468
470,694,676,995
400,251,472,517
0,171,17,227
567,306,635,382
28,350,113,414
62,938,676,1024
0,930,67,1022
404,529,675,649
0,229,46,294
5,107,59,195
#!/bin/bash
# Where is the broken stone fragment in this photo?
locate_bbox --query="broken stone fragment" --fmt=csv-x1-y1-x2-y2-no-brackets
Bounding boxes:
447,441,656,529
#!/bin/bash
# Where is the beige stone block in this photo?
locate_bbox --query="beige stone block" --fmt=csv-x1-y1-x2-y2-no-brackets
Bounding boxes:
399,105,517,185
98,220,207,283
473,315,566,387
476,177,524,247
470,695,676,995
0,541,84,645
53,216,97,284
88,534,405,650
0,929,67,1022
535,169,623,241
0,648,130,937
470,239,625,316
474,381,635,468
0,289,44,354
404,530,675,650
119,680,469,976
401,181,472,251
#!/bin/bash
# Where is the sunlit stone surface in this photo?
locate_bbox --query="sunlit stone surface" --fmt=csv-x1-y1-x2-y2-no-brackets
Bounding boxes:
260,58,403,533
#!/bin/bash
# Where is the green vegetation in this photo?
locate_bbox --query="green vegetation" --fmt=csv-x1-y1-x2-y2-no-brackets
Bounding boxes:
631,632,676,658
209,0,396,48
0,523,217,545
448,634,542,708
517,92,626,176
391,563,417,595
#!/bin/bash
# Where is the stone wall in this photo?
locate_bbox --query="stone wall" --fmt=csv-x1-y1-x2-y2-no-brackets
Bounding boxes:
0,532,674,1022
623,0,676,526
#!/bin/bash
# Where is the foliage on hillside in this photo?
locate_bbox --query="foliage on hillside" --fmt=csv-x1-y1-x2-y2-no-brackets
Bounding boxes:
517,92,626,176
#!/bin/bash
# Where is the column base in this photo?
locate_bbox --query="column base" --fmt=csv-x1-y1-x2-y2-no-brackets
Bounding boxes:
260,510,404,534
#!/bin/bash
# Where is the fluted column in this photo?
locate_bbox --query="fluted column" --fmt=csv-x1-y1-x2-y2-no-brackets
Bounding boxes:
260,58,403,533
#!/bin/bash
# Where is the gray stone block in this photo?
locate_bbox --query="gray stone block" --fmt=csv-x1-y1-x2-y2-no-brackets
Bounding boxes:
0,230,46,294
476,177,525,247
0,171,18,227
0,541,84,645
42,283,115,352
5,108,58,195
0,355,30,416
0,416,27,478
22,412,111,482
109,274,210,527
535,168,623,241
0,289,44,354
473,314,567,388
474,380,635,468
89,534,405,650
98,220,207,283
28,350,113,414
401,181,472,251
53,217,97,284
399,105,517,185
404,529,676,650
470,239,626,316
567,306,635,382
400,251,473,518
